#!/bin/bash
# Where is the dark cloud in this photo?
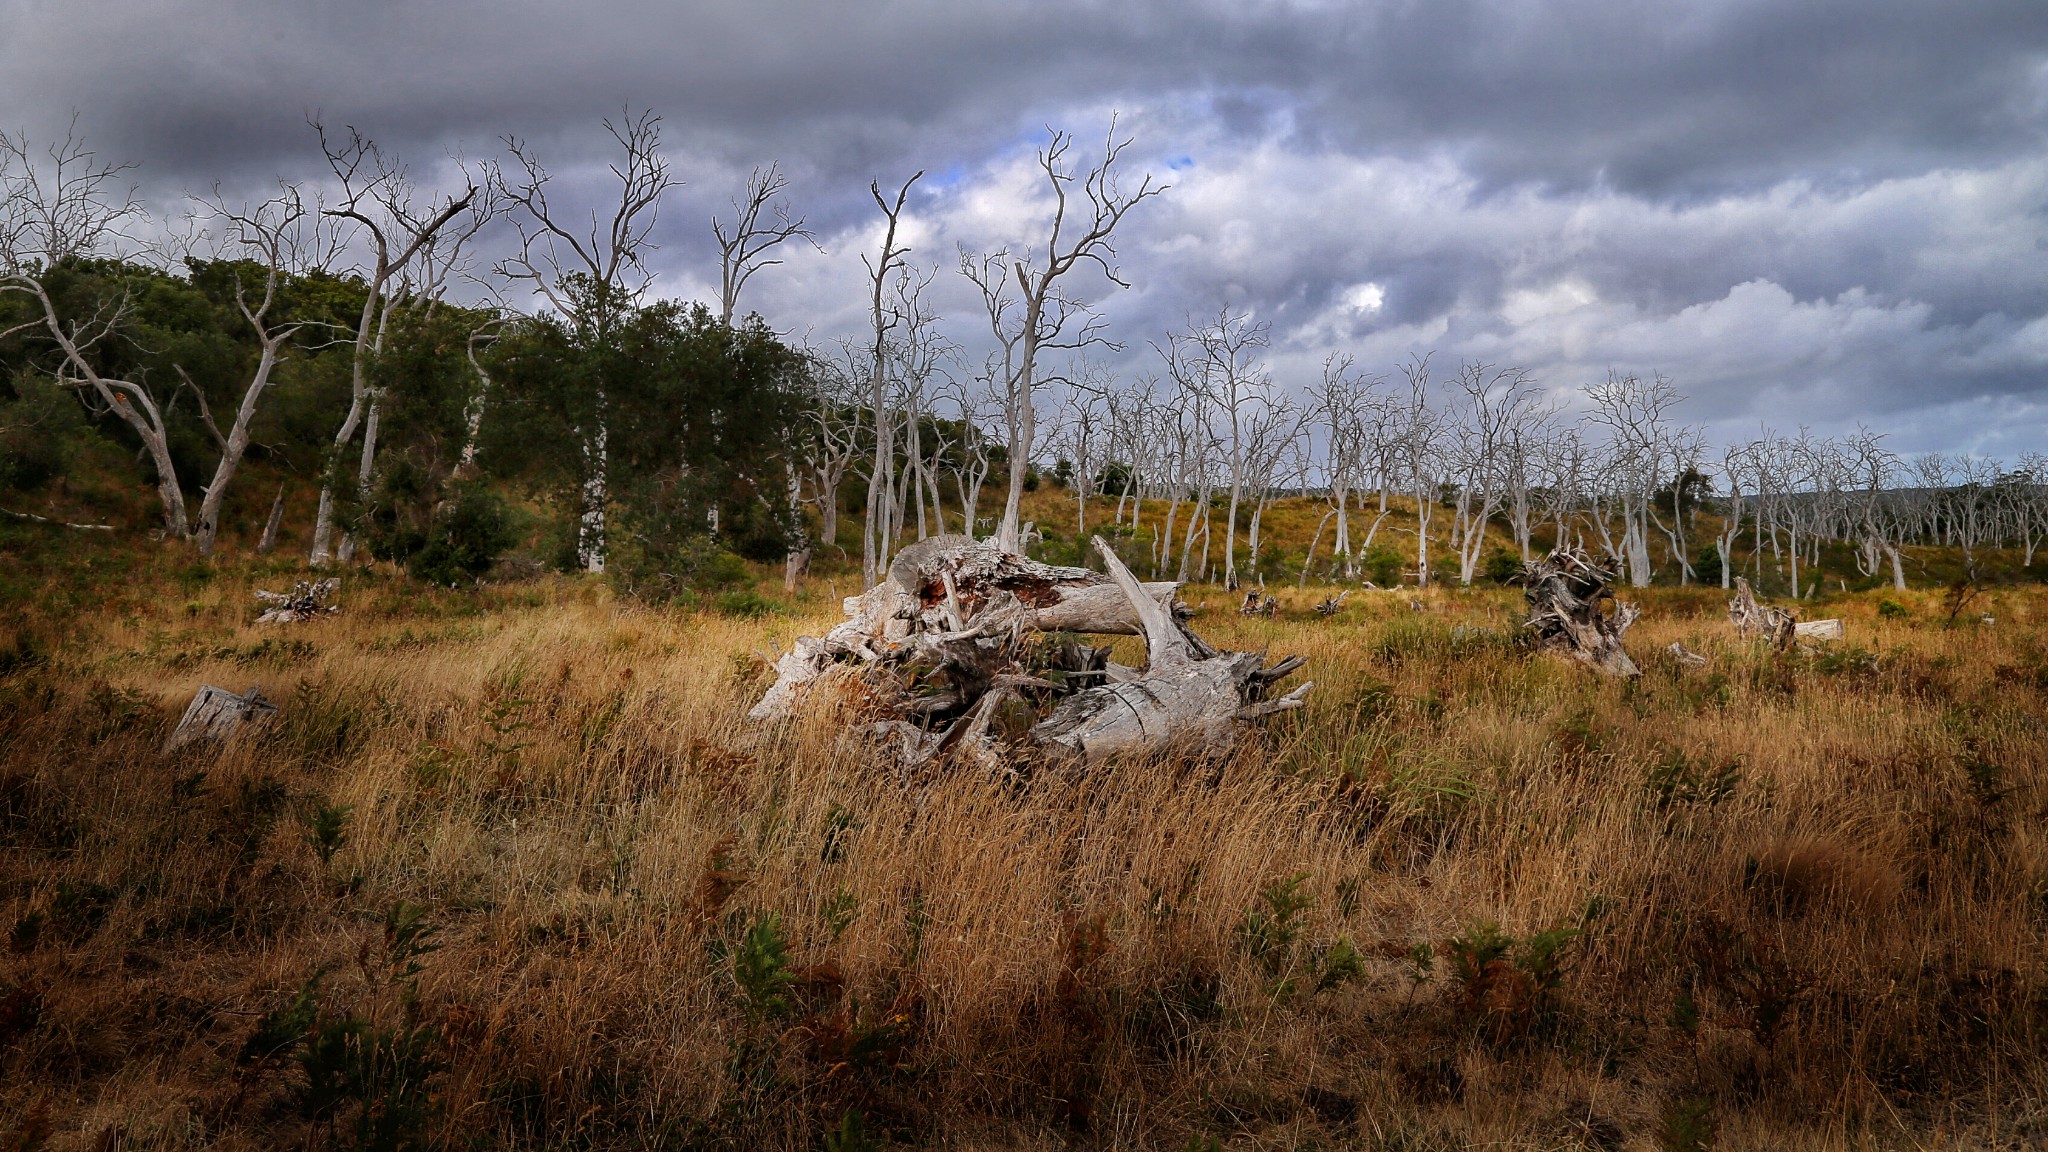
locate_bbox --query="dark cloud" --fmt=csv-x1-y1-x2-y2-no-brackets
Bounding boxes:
4,0,2046,452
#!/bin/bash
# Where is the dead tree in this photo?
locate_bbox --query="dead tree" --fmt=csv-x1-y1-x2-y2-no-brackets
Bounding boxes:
750,534,1182,721
1,127,185,534
1727,577,1795,650
309,122,483,567
713,162,815,326
255,579,340,624
963,121,1166,552
750,535,1308,769
491,109,677,573
1239,590,1277,617
1511,547,1641,677
1313,591,1349,617
1032,538,1311,764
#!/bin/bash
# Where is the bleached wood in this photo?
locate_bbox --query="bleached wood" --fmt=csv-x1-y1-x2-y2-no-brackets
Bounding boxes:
1728,577,1797,649
254,578,339,624
1794,619,1843,641
164,684,277,754
1511,547,1641,678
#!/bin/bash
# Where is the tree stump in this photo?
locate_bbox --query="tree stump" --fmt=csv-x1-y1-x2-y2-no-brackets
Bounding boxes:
1510,548,1641,677
255,578,340,624
164,684,277,754
1727,578,1795,650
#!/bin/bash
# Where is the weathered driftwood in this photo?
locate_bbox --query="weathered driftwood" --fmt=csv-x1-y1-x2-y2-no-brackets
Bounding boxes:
1665,642,1709,670
750,535,1309,769
1030,539,1311,764
164,684,277,754
1728,578,1795,649
750,535,1183,722
1794,619,1844,642
1313,591,1349,617
254,578,340,624
1510,548,1641,678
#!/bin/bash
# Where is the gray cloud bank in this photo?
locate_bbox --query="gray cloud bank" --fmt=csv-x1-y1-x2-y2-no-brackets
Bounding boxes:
5,0,2046,452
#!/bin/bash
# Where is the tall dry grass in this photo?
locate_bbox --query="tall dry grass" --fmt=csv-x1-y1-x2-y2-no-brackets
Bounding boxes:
1,563,2045,1150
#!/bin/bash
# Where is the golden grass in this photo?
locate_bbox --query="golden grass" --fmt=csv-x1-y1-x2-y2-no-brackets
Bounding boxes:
2,552,2046,1150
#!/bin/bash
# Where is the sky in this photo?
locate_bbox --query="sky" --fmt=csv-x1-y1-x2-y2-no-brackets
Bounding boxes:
5,0,2047,455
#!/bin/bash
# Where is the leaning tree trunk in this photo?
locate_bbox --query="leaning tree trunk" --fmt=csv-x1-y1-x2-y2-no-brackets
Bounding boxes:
1511,547,1641,677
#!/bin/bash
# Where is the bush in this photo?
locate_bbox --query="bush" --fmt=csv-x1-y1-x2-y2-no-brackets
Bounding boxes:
408,483,516,586
1482,549,1522,584
714,588,780,619
1877,598,1910,620
1360,544,1404,587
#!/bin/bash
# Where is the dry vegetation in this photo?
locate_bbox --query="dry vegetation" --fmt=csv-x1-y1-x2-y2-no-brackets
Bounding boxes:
3,522,2047,1151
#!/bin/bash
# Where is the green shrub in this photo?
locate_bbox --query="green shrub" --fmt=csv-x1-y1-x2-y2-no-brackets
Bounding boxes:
1360,544,1404,586
1877,598,1909,619
1483,549,1523,584
408,482,516,586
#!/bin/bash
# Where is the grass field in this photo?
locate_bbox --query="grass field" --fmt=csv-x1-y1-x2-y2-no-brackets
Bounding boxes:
2,506,2045,1151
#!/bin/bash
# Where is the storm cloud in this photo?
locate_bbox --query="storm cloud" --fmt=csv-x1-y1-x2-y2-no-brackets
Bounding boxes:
5,0,2045,451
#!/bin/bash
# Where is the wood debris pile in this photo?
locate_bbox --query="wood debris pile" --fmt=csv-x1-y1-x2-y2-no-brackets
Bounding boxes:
255,578,340,624
1510,547,1641,677
751,535,1312,769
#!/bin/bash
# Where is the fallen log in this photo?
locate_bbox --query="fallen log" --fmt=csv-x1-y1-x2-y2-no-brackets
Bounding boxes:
1794,619,1843,642
749,535,1183,722
255,578,340,624
1510,548,1640,678
750,534,1308,770
1030,538,1311,764
164,684,277,754
1728,578,1795,649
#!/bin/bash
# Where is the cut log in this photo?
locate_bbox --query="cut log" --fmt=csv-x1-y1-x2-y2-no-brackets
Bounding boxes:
164,684,278,754
1728,577,1795,650
1794,619,1843,642
254,578,340,624
1510,548,1640,678
1028,538,1311,764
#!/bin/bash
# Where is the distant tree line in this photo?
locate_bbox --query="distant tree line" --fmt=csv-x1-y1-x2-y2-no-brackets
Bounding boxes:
4,115,2040,596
